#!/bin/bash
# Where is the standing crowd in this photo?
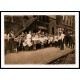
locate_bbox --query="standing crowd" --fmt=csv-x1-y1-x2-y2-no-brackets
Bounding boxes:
4,29,75,54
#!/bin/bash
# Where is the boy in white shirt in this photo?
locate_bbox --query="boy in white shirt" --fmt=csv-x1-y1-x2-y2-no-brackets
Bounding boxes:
60,32,65,50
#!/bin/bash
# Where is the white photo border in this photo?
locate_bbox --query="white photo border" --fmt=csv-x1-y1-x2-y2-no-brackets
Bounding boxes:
1,12,79,68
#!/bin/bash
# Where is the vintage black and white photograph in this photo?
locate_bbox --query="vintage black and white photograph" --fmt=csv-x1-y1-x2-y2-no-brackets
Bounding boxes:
1,12,79,68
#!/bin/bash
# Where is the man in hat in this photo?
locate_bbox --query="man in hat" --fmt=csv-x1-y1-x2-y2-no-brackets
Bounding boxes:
60,31,65,50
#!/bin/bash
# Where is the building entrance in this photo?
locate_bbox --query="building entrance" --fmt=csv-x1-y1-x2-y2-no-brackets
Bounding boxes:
52,27,54,35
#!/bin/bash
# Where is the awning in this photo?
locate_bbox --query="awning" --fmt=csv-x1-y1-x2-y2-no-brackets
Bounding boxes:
38,26,47,30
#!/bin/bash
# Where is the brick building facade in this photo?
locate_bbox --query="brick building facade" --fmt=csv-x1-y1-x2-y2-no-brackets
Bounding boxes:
4,15,75,36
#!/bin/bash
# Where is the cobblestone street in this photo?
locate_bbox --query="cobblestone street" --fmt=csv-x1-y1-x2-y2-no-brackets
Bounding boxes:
49,51,75,64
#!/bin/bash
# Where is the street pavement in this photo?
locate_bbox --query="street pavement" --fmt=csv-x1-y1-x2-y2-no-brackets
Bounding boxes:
5,46,75,64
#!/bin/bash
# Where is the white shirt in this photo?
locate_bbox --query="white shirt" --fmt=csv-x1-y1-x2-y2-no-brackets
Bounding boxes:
49,37,53,42
26,34,32,47
27,34,31,39
58,35,62,40
44,37,48,40
54,36,58,41
39,37,45,43
61,33,65,41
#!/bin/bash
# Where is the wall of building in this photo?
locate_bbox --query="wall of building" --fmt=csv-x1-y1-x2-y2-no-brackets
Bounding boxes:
48,17,56,34
56,15,63,34
4,15,75,35
4,15,34,34
63,15,75,34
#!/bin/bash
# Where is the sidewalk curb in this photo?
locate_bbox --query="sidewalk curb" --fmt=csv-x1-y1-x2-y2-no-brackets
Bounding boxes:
47,49,75,64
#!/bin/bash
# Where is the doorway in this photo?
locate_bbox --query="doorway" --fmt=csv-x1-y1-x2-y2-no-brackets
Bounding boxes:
52,27,54,35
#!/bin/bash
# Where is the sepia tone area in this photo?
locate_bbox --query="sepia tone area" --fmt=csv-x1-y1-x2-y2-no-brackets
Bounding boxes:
4,15,75,64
